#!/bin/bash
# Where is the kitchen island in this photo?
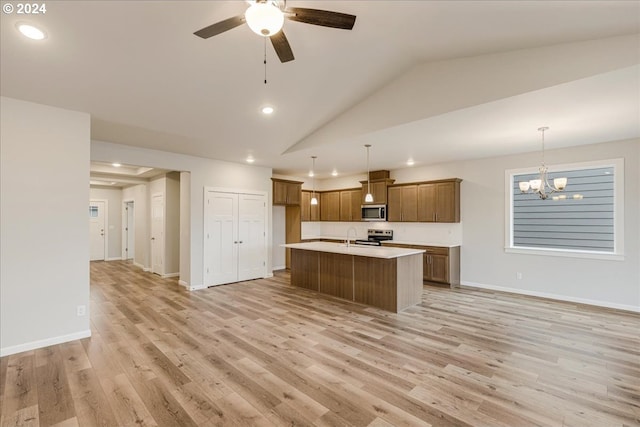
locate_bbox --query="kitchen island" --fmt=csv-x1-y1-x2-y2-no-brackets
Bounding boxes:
283,242,425,312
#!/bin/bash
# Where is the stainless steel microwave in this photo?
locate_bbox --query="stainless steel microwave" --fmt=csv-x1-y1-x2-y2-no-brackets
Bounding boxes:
361,204,387,221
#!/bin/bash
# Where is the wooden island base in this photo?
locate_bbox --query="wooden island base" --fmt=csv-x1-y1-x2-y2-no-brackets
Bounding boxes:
290,247,423,312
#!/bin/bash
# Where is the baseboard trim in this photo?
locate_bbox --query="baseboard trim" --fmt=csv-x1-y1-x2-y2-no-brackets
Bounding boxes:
460,280,640,313
272,265,285,271
1,329,92,357
106,257,122,261
265,273,274,278
162,272,180,278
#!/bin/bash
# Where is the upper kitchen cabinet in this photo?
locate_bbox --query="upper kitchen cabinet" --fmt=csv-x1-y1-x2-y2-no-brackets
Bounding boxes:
272,178,302,206
301,190,321,221
418,179,462,223
321,191,340,221
339,189,362,222
387,185,418,222
360,170,395,205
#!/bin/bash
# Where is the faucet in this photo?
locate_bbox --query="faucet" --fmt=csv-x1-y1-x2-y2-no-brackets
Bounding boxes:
346,227,357,248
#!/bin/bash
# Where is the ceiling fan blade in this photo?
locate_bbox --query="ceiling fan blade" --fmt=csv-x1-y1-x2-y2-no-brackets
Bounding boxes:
194,15,245,39
270,31,295,63
286,7,356,30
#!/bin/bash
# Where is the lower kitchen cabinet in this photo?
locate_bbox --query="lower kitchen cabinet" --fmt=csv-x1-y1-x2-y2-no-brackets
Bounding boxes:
383,243,460,287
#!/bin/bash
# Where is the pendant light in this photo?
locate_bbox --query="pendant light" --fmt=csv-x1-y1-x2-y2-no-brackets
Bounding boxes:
364,144,373,203
310,156,318,205
518,127,568,200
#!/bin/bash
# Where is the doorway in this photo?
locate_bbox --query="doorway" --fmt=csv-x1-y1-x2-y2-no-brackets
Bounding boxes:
89,200,107,261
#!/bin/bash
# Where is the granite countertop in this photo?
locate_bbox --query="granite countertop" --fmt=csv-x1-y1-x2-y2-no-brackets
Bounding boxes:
283,241,425,259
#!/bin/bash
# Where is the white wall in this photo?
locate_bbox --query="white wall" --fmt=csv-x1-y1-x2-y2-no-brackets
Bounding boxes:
1,97,91,356
91,140,273,288
90,187,122,260
122,183,149,270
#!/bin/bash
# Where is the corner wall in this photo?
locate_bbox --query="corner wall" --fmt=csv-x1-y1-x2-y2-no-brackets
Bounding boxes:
1,97,91,356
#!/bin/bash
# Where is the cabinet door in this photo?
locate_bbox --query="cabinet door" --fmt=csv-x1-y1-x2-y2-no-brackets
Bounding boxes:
350,189,362,221
387,187,402,222
435,182,457,222
321,191,340,221
401,185,418,222
417,184,436,222
310,193,321,221
301,191,311,221
339,191,352,221
429,255,449,283
362,181,388,204
273,181,288,205
287,183,302,205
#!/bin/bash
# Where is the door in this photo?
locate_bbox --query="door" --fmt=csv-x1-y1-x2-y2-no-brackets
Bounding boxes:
204,191,238,286
89,201,106,261
238,194,266,281
125,201,135,260
151,194,164,275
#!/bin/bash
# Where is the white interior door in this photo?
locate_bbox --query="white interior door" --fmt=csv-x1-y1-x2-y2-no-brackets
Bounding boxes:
238,194,266,281
89,201,106,261
204,191,238,286
151,194,164,275
125,201,135,260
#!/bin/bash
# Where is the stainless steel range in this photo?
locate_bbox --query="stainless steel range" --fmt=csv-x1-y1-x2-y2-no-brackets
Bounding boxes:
355,229,393,246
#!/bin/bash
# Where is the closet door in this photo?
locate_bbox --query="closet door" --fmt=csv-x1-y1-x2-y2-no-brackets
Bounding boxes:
204,191,238,286
237,194,266,281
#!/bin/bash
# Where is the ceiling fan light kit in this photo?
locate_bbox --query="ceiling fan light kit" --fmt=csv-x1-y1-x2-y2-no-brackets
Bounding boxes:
194,1,356,64
245,2,284,36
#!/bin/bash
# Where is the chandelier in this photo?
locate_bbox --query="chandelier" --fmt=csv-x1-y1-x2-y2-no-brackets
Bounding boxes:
518,127,567,200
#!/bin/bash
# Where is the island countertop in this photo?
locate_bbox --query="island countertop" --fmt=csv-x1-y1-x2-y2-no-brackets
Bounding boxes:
283,241,425,259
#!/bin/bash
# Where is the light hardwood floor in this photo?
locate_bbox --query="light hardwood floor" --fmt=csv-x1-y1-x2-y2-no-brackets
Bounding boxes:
1,260,639,426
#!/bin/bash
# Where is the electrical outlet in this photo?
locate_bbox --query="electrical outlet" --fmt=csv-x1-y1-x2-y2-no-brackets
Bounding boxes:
516,272,523,280
77,305,86,317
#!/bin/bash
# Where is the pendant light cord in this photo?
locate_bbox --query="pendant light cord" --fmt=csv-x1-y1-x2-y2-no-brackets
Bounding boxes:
264,37,267,84
366,145,371,195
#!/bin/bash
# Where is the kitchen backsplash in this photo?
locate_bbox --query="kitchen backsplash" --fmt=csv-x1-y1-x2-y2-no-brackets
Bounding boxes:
301,221,462,246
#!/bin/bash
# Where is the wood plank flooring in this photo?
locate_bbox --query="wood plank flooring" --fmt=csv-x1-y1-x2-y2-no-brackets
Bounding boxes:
1,260,639,426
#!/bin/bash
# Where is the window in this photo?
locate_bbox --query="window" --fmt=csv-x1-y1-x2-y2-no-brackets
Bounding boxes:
505,159,624,260
89,206,98,217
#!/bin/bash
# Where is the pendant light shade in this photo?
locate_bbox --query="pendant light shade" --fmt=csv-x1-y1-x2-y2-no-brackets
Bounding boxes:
310,156,318,205
364,144,373,202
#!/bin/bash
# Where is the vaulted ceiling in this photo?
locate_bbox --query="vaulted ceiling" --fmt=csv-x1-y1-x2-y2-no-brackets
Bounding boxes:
2,1,638,178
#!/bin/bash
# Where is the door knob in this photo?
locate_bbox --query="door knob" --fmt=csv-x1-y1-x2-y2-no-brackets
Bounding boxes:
151,237,155,241
239,241,243,244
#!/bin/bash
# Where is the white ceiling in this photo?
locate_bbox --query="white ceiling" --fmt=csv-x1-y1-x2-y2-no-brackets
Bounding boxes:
1,1,639,178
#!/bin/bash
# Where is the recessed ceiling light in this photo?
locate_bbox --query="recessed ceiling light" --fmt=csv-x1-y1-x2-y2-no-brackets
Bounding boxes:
112,163,121,167
406,159,415,166
261,106,274,115
246,156,255,163
17,23,46,40
331,169,338,177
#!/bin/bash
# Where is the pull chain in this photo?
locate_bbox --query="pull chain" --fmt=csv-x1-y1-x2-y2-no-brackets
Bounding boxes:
263,37,267,84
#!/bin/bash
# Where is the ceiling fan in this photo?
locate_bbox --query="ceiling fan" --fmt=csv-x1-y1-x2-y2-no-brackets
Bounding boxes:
194,0,356,63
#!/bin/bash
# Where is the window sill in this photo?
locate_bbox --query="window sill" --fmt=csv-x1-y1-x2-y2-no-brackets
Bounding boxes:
505,247,624,261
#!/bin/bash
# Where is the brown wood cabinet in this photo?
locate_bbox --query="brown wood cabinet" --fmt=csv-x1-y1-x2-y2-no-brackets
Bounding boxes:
339,189,362,222
417,179,461,223
272,179,302,206
320,191,340,221
387,185,418,222
382,243,460,287
301,190,320,221
360,179,395,204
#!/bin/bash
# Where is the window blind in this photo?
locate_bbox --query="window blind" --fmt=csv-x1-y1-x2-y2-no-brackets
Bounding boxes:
512,166,614,252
